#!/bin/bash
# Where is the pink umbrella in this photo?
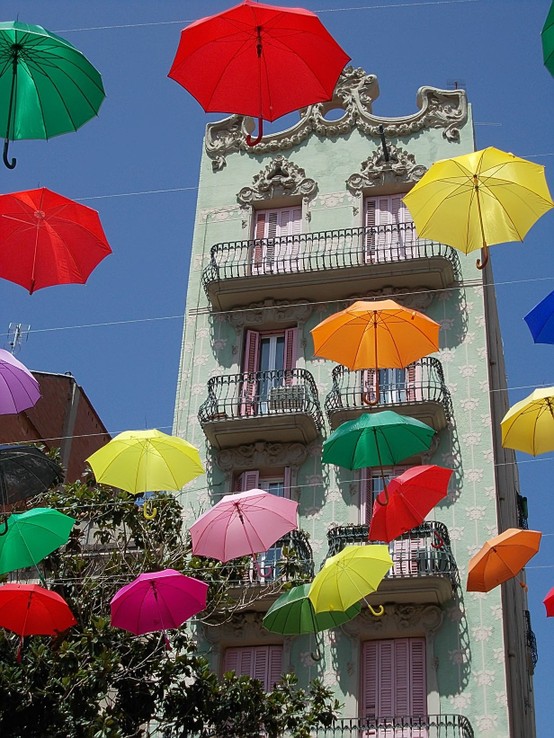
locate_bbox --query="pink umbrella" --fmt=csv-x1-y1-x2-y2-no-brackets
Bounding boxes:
190,488,298,563
0,349,40,415
110,569,208,636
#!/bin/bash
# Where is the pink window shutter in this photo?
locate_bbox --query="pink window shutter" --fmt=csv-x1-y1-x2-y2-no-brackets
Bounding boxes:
252,211,266,270
253,646,270,687
406,361,423,402
359,467,373,526
377,640,395,717
283,466,292,499
283,327,298,387
240,330,260,416
361,640,378,719
361,368,378,405
223,647,240,675
267,645,283,690
410,639,427,717
364,198,377,262
282,207,302,266
237,469,260,492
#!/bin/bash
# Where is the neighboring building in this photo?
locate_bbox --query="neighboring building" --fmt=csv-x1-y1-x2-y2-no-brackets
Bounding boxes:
0,370,111,482
174,68,536,737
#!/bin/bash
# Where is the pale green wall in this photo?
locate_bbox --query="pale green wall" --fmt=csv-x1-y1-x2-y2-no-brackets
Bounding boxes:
174,101,511,736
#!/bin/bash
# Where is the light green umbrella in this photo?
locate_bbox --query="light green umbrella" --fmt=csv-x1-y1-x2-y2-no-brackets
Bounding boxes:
263,583,361,660
0,507,75,578
0,21,105,168
543,1,554,77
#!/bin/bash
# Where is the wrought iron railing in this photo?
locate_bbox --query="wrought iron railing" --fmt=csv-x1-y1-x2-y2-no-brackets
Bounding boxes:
226,529,314,586
324,357,452,422
517,493,529,530
524,609,538,674
316,714,474,738
326,522,458,585
198,368,324,432
202,222,460,292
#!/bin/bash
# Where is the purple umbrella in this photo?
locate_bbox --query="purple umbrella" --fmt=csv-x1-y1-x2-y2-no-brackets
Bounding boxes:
110,569,208,636
0,349,40,415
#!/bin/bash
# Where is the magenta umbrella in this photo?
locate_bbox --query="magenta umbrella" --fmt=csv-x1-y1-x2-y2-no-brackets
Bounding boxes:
0,349,40,415
190,488,298,563
110,569,208,636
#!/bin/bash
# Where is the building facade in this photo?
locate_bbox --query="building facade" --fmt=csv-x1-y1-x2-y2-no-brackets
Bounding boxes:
174,68,536,737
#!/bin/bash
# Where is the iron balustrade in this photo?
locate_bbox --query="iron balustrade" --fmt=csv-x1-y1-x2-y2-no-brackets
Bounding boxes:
226,529,314,586
324,357,452,422
326,522,458,585
202,222,460,292
517,493,529,530
198,368,324,432
315,714,474,738
524,609,538,674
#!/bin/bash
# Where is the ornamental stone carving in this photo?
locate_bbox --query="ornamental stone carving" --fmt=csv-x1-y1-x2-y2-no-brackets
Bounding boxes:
343,604,443,639
225,298,314,327
237,155,317,206
216,441,309,472
346,145,427,195
205,67,468,170
352,286,434,310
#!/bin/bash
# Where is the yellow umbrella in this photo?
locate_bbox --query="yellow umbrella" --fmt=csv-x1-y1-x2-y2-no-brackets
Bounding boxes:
308,544,392,615
311,299,439,403
500,387,554,456
403,147,554,270
86,429,205,494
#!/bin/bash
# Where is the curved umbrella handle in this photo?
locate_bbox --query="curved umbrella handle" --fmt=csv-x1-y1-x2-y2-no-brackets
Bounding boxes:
311,633,323,661
3,139,16,169
374,486,389,506
142,500,157,520
367,604,385,617
0,517,8,536
431,530,446,550
246,117,264,147
476,245,489,270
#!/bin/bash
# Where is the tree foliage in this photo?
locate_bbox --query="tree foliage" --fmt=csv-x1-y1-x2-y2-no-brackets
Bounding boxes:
0,481,340,737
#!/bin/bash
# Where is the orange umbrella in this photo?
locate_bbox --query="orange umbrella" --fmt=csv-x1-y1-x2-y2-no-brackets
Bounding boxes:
310,299,440,404
466,528,541,593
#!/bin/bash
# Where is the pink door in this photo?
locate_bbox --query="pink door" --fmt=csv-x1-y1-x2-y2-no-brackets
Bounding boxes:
251,207,302,274
364,195,415,263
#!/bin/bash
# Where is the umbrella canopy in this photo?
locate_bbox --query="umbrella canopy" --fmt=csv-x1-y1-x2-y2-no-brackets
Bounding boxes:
0,583,76,635
0,445,64,508
111,569,208,636
466,528,541,593
402,147,554,269
0,21,105,168
544,587,554,617
368,465,452,542
263,583,360,635
168,0,350,145
0,348,40,414
500,387,554,456
542,1,554,77
0,507,75,575
190,488,298,563
524,290,554,345
311,299,439,403
308,545,392,613
86,429,205,494
322,411,435,470
0,187,112,294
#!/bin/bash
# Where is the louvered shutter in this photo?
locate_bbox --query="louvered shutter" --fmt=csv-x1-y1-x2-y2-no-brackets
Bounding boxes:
391,537,420,576
361,640,378,719
252,211,267,272
364,198,377,262
240,330,260,416
378,640,395,718
236,469,260,492
410,639,427,717
267,645,283,689
406,361,423,402
281,207,302,269
283,466,292,500
223,648,240,675
283,327,298,388
361,368,378,405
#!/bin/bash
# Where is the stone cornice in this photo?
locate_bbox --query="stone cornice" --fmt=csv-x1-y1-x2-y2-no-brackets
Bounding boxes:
205,67,468,170
342,604,443,639
215,441,309,472
225,298,314,328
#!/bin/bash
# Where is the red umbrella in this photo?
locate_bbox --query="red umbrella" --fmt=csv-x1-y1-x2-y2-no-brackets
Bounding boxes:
0,583,76,659
544,587,554,616
0,187,112,293
368,465,453,543
168,0,350,145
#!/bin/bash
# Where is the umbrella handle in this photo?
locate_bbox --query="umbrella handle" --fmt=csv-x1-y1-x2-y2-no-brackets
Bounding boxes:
252,558,273,581
3,139,16,170
142,500,157,520
476,245,489,270
246,117,264,147
0,517,8,536
375,486,389,506
431,531,446,549
367,604,384,617
362,368,380,406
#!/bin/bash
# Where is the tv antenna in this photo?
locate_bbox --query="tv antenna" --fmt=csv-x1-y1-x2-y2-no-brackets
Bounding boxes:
446,79,467,91
6,323,31,354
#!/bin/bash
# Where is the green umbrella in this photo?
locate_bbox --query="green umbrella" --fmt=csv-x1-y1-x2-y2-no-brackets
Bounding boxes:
0,507,76,578
263,583,360,660
543,1,554,77
0,21,105,168
322,411,435,503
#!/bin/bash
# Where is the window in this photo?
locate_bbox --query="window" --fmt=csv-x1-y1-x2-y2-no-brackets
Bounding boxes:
364,194,415,262
360,364,422,406
251,206,302,274
223,645,283,692
235,468,293,583
361,638,427,737
240,328,298,415
359,466,409,525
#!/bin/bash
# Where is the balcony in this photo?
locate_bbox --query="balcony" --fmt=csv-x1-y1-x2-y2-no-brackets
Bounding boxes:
198,368,324,450
316,714,474,738
326,522,458,605
324,357,451,432
202,224,460,311
524,609,538,675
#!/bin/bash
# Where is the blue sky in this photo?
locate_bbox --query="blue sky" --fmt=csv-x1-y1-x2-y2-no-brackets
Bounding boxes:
1,0,553,734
